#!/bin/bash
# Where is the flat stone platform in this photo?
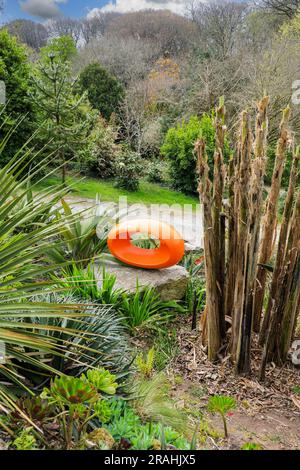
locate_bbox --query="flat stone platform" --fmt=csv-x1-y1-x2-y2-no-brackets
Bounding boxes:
94,260,189,301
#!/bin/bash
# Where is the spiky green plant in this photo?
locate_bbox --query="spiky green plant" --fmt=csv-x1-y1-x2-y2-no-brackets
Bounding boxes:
120,284,182,332
29,294,132,375
207,395,236,438
45,198,112,267
56,264,124,305
135,348,155,378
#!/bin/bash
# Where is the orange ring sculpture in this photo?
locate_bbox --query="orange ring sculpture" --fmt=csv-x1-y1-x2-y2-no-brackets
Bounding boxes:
107,219,185,269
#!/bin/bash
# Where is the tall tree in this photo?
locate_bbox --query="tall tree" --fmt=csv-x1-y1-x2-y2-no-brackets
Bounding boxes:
46,17,82,47
32,37,92,183
259,0,300,18
41,35,77,63
189,0,248,59
78,62,124,120
81,12,120,44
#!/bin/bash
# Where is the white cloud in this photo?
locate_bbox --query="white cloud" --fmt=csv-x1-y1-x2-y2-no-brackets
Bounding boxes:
88,0,188,18
20,0,68,20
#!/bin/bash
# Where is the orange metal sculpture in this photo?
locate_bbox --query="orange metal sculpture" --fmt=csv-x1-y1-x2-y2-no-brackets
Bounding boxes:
107,219,184,269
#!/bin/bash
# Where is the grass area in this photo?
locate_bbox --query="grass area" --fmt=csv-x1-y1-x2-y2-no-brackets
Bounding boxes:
36,174,199,207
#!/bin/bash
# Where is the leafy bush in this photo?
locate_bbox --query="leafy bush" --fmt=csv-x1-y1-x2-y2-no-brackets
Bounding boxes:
39,368,118,449
8,372,191,450
161,114,229,194
146,159,168,184
78,117,120,179
115,148,143,191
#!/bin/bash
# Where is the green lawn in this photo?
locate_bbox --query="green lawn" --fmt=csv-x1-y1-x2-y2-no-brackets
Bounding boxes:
36,174,198,207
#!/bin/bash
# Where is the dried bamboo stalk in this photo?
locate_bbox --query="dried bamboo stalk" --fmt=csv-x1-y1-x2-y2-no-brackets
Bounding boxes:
253,107,291,333
244,98,269,336
231,111,252,368
259,153,299,379
196,138,221,361
260,147,299,345
224,155,237,321
212,97,226,339
277,191,300,362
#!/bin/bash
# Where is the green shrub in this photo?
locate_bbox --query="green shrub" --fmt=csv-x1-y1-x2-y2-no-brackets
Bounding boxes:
120,284,182,332
78,118,119,179
40,368,118,449
265,146,298,189
161,114,229,194
105,396,190,450
0,30,37,166
147,159,168,184
115,149,143,192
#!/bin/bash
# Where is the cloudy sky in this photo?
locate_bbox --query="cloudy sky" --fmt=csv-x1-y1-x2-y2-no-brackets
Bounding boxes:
1,0,192,22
